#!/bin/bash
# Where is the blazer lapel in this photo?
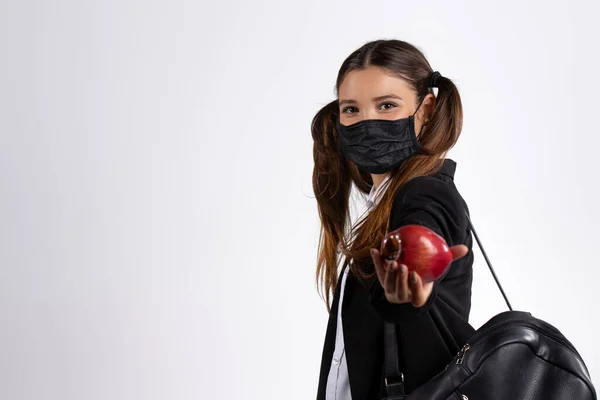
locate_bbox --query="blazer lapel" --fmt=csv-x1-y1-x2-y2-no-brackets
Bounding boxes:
316,262,348,399
342,273,384,399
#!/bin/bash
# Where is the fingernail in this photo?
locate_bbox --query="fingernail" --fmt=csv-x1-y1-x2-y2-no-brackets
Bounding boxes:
399,264,405,275
370,249,376,257
410,272,417,283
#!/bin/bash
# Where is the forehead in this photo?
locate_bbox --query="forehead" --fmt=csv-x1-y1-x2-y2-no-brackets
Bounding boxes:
338,66,414,100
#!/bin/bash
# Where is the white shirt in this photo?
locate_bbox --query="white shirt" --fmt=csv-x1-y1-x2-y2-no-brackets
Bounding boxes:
325,174,391,400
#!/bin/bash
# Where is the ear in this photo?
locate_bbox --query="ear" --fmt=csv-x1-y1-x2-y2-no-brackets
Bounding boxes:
416,93,436,125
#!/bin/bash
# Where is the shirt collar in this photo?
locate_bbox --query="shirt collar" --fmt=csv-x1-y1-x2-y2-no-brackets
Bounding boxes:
366,174,391,209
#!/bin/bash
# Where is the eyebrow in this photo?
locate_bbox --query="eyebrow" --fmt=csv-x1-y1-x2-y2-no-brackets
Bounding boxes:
338,94,403,107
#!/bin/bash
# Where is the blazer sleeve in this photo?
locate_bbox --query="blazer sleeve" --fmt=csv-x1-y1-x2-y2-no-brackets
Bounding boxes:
368,176,473,322
368,176,476,392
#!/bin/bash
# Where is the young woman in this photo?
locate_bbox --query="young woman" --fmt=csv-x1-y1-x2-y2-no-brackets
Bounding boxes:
312,39,475,399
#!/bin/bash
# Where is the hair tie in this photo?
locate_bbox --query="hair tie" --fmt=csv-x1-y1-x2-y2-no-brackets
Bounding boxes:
429,71,442,88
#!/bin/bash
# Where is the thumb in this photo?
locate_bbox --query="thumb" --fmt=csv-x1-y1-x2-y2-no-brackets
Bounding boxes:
450,244,468,261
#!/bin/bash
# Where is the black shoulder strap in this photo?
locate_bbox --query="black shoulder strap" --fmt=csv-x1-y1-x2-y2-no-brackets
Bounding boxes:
383,210,512,395
383,320,404,395
463,210,513,311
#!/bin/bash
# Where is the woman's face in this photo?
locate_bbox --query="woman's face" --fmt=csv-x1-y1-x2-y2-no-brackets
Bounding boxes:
337,66,434,135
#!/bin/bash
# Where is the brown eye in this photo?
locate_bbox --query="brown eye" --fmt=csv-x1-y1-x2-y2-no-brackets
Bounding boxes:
379,102,397,111
342,106,358,114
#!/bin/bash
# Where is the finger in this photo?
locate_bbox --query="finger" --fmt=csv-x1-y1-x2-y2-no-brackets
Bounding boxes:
409,272,430,307
395,264,410,303
384,261,398,294
371,249,387,285
450,244,469,261
418,281,434,307
371,248,383,269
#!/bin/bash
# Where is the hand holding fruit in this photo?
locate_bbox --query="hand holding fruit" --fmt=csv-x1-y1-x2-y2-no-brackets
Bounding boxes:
370,225,469,307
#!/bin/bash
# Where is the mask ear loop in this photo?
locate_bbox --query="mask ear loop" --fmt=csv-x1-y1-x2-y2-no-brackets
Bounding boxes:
412,71,441,118
412,97,426,118
411,79,433,150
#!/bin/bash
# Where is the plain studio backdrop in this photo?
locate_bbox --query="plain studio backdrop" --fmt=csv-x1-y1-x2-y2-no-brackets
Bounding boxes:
1,0,599,399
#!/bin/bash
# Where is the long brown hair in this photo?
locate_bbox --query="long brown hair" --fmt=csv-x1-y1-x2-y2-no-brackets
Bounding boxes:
311,39,464,311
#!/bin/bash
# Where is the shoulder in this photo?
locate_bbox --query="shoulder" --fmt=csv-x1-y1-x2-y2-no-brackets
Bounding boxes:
392,171,464,216
389,161,469,245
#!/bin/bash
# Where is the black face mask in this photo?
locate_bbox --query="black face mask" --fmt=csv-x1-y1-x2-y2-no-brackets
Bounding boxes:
336,109,422,174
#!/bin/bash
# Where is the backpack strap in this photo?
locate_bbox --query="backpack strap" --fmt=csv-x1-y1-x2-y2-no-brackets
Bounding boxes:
383,321,404,395
463,209,512,311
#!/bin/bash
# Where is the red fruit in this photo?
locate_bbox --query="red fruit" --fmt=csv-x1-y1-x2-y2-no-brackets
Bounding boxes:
380,225,452,283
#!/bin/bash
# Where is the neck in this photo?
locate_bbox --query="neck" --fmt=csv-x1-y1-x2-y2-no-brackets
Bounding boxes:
371,173,388,190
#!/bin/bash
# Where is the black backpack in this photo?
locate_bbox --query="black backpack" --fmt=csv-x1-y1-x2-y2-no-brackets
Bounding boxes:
382,213,597,400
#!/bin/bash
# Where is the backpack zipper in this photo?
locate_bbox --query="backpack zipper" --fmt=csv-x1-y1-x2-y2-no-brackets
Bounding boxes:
465,315,581,359
456,343,470,364
451,320,584,370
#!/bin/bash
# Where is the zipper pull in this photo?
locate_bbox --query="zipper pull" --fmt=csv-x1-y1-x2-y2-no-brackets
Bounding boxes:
456,343,470,365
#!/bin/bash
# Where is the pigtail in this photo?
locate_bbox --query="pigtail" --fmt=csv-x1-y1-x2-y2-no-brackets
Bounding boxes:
419,75,464,155
311,100,352,311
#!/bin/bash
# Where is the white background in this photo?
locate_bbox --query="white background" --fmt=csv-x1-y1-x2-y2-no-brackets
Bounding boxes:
1,0,599,399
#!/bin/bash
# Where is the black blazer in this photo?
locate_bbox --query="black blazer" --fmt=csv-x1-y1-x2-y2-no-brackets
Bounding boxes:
316,159,475,400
